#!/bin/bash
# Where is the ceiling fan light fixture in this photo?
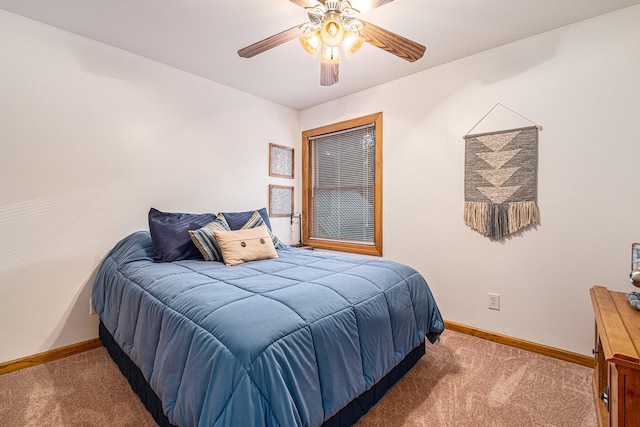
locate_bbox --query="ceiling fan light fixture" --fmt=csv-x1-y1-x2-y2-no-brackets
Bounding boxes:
299,1,365,68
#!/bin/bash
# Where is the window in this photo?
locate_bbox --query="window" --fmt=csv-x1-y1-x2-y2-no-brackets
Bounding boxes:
301,112,382,256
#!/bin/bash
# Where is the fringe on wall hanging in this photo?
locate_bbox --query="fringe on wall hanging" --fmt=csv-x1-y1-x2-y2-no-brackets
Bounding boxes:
463,104,541,240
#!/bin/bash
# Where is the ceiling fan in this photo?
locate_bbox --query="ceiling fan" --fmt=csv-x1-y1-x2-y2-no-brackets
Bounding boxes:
237,0,426,86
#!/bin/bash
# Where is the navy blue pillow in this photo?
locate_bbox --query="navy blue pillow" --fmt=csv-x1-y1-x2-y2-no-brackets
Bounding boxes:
221,207,272,231
148,208,216,262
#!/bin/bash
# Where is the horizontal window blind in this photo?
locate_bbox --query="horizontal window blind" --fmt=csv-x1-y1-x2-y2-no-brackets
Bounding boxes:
309,124,376,244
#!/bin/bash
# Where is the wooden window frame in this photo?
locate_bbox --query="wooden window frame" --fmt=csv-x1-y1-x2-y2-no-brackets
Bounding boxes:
301,112,383,256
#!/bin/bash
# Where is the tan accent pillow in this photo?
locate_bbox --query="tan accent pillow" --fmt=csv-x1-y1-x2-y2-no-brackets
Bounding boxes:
212,225,278,266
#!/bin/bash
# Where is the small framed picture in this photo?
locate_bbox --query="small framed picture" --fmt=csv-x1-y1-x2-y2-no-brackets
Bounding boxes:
269,185,294,217
269,143,294,179
633,243,640,271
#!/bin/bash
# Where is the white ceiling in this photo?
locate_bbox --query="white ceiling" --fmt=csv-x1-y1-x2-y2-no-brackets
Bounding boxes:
2,0,639,110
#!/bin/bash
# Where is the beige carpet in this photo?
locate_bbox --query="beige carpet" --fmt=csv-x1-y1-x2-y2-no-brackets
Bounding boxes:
0,330,596,427
0,346,157,427
356,331,596,427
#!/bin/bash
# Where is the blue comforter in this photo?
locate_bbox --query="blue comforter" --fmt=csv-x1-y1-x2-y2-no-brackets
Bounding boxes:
93,231,443,427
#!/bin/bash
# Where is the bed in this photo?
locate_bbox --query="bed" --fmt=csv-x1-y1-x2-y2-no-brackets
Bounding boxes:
93,221,443,427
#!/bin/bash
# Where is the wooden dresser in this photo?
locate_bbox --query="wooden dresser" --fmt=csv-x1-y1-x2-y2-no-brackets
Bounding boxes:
590,286,640,427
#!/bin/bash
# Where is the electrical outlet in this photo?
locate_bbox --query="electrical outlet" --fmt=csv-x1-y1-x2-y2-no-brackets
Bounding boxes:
488,293,500,310
89,298,96,315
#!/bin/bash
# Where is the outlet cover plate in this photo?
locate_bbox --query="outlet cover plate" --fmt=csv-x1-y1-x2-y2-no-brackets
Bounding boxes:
488,293,500,310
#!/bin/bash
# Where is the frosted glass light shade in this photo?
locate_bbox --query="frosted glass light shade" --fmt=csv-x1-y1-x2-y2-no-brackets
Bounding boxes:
342,33,364,58
300,30,321,57
320,13,344,47
321,45,341,63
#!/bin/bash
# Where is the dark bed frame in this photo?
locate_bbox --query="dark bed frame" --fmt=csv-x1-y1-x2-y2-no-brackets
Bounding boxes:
99,321,425,427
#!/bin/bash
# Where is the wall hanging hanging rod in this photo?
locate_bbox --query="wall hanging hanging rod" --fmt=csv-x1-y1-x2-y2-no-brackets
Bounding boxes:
462,103,543,139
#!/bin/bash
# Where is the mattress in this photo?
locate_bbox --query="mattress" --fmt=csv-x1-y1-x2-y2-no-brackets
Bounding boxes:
92,231,444,426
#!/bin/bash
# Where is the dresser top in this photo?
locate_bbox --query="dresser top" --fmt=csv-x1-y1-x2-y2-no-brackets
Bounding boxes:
591,286,640,367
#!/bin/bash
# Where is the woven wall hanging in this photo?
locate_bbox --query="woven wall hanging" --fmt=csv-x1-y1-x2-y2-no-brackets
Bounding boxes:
463,124,540,240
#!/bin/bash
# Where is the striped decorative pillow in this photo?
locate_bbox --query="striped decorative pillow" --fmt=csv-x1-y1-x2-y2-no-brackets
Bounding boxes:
240,211,281,248
188,214,231,261
221,208,272,232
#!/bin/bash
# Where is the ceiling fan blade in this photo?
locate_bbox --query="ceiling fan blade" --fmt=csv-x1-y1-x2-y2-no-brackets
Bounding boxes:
320,62,339,86
237,25,305,58
359,20,425,62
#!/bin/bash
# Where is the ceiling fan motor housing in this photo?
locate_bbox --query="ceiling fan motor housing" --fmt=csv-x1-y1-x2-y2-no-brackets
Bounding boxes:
325,1,342,11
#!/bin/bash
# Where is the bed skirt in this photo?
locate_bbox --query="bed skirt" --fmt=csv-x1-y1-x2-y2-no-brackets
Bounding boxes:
99,320,425,427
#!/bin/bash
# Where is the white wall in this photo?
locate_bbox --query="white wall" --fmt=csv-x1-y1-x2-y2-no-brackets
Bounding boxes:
2,6,639,364
300,6,640,356
0,10,300,363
